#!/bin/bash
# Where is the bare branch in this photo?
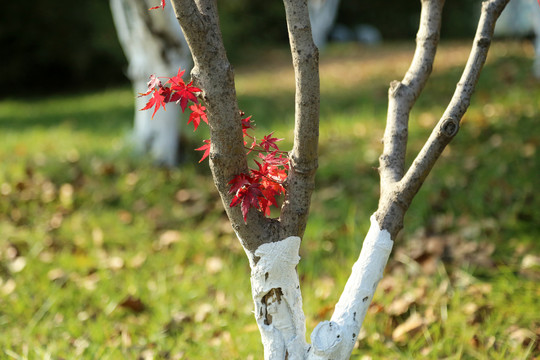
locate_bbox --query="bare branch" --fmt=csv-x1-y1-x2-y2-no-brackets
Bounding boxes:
171,0,275,251
376,0,510,238
279,0,320,239
379,0,444,187
398,0,510,205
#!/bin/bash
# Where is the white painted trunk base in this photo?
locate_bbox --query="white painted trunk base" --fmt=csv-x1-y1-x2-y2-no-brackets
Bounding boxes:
247,236,308,359
240,215,393,359
309,215,393,358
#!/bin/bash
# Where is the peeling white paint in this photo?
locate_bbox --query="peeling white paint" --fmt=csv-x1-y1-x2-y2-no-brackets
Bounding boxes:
308,215,393,359
239,216,393,359
243,236,308,360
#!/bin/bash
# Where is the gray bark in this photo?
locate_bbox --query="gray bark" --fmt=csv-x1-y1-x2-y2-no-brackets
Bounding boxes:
375,0,510,239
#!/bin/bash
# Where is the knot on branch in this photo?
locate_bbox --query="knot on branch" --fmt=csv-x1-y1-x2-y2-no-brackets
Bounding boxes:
389,81,414,101
476,36,491,49
440,117,459,138
310,320,343,354
289,155,318,176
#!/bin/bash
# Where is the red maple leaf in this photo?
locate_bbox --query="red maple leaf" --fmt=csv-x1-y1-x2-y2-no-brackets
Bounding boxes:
149,0,166,10
251,160,270,179
140,86,171,119
258,197,272,217
170,80,201,112
259,132,283,152
230,182,264,222
188,104,208,131
228,173,253,194
138,74,162,97
246,135,258,154
195,140,211,163
259,165,286,202
166,68,186,88
258,151,289,167
242,115,254,130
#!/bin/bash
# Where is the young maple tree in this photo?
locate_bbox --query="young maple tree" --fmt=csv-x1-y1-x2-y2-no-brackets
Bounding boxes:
140,68,289,222
142,0,511,358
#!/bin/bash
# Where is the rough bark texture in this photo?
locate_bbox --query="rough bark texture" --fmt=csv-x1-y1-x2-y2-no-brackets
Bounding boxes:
171,0,275,253
247,237,307,359
171,0,319,254
279,0,320,241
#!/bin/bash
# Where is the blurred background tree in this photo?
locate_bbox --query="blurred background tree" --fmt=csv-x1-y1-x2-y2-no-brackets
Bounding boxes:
0,0,522,97
0,0,127,96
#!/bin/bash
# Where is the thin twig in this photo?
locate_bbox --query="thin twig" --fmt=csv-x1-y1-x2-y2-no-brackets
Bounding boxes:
379,0,444,187
398,0,510,206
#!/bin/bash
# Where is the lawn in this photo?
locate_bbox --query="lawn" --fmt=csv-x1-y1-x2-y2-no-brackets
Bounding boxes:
0,41,539,359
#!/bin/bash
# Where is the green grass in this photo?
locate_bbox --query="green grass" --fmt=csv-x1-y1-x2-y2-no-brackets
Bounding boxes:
0,41,539,359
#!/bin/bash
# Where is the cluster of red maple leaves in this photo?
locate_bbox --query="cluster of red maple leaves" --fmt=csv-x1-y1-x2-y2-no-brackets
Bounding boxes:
140,68,289,222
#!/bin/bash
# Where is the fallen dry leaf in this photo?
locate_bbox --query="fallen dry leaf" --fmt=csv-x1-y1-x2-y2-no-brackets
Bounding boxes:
157,230,182,249
92,227,104,247
164,311,192,335
467,304,493,325
8,256,26,273
117,210,132,224
392,312,424,343
1,278,16,295
316,304,334,320
194,303,213,323
128,252,147,269
48,268,67,282
205,256,224,275
175,188,202,203
387,292,416,316
507,326,536,348
104,256,124,271
520,254,540,280
119,295,146,313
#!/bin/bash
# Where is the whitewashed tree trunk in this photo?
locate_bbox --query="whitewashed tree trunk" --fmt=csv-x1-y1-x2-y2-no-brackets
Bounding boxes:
169,0,510,358
495,0,540,78
110,0,192,166
532,2,540,78
308,0,341,49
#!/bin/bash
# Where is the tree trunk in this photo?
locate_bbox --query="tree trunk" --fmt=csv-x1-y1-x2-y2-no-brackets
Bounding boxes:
110,0,192,166
308,0,341,50
533,2,540,78
168,0,510,358
494,0,540,78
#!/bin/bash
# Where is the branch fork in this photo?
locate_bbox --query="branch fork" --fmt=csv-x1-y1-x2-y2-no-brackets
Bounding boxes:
171,0,510,358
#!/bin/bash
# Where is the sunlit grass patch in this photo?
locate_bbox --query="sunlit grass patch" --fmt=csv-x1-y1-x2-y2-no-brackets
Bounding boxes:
0,41,539,358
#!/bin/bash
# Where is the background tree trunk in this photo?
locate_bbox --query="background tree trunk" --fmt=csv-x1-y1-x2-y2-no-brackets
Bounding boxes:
308,0,341,50
494,0,540,78
110,0,192,166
